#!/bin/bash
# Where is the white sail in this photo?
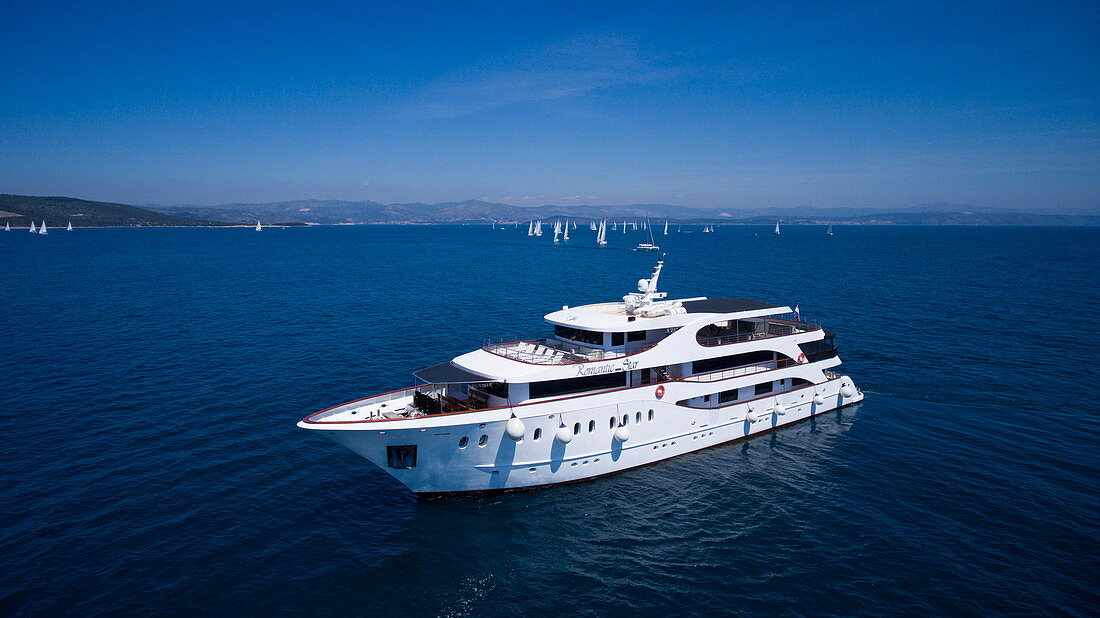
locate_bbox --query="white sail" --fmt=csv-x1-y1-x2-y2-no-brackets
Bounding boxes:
663,221,668,235
67,221,73,231
5,221,10,231
623,221,627,233
589,220,597,231
255,220,262,231
39,221,47,234
535,220,543,236
774,221,781,235
827,224,834,236
563,220,570,240
29,221,37,233
553,220,561,243
611,221,616,231
596,219,607,245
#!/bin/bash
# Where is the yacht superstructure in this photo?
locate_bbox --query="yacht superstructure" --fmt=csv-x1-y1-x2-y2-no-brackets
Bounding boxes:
299,261,863,495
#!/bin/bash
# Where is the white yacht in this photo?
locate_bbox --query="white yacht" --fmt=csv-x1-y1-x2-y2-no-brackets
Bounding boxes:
299,261,863,495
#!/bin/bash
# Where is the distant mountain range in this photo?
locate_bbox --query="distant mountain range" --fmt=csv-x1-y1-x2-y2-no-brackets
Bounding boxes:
1,194,1097,227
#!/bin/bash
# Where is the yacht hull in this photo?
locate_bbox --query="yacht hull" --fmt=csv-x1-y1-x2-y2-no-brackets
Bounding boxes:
305,376,864,495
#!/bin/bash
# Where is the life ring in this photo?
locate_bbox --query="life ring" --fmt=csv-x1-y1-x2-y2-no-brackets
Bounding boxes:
655,385,665,399
797,353,807,364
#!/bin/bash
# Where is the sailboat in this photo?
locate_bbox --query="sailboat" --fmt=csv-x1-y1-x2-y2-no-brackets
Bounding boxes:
827,224,834,236
663,221,669,235
634,216,659,251
611,221,617,231
255,220,262,232
67,221,73,231
774,221,781,235
563,220,570,241
589,221,597,231
596,219,607,246
622,221,627,234
571,220,576,229
535,220,543,236
5,222,10,231
39,221,48,235
552,220,561,243
527,220,534,236
29,221,37,233
702,225,711,233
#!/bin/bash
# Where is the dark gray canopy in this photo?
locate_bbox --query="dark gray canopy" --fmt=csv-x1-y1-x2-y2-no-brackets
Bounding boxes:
412,361,492,384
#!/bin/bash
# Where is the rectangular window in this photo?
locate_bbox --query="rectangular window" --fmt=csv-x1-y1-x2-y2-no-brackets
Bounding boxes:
387,445,417,469
627,330,646,342
554,325,603,346
528,371,627,399
471,382,507,398
611,332,625,346
719,388,739,403
754,381,773,396
692,350,773,374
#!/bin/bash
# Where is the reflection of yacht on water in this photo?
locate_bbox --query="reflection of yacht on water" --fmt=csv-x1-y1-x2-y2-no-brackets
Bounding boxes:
299,260,864,495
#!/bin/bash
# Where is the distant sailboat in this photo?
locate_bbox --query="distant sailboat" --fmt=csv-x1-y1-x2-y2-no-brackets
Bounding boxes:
67,221,73,231
611,221,617,231
774,221,781,235
827,224,834,236
622,221,627,234
39,221,48,235
535,220,543,236
571,220,576,229
255,220,262,232
527,220,534,236
596,219,607,246
4,221,9,231
553,219,561,243
563,220,570,241
590,221,597,231
634,215,659,251
663,221,669,235
702,225,711,233
29,221,37,233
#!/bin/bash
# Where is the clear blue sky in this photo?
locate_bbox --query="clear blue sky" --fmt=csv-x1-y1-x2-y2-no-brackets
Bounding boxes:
1,1,1097,211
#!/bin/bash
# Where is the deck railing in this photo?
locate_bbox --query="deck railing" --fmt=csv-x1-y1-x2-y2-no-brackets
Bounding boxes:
696,319,819,347
482,338,634,365
681,358,798,383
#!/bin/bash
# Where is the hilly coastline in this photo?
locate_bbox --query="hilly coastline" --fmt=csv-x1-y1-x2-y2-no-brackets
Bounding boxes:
2,193,1097,227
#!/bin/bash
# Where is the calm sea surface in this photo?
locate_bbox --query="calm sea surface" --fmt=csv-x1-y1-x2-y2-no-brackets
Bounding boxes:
1,225,1098,616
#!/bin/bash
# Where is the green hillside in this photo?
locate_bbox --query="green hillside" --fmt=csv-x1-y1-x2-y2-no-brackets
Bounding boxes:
0,194,223,227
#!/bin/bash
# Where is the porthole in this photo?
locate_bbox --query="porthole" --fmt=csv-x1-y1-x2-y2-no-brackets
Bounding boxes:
478,434,488,447
533,428,542,441
648,409,654,421
621,414,628,426
635,411,642,423
588,420,595,433
574,422,581,435
458,436,468,448
610,417,616,429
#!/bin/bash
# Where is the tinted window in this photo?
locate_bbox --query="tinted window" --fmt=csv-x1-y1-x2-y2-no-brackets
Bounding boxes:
754,382,773,395
627,330,646,342
611,332,625,346
529,371,627,399
693,351,773,374
554,325,603,346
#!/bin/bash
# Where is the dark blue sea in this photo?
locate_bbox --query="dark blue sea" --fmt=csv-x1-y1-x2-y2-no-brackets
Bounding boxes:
2,224,1098,616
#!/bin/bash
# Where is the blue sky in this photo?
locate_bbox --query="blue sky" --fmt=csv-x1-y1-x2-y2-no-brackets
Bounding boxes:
1,1,1097,210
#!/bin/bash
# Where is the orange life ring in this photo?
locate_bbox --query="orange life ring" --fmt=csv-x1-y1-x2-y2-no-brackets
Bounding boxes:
655,385,665,399
797,353,807,364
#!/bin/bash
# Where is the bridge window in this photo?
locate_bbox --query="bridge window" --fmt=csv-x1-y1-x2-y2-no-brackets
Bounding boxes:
627,330,646,342
611,332,625,346
554,325,603,346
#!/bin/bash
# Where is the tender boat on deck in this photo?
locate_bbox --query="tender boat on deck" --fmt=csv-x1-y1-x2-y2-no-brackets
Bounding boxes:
298,261,864,495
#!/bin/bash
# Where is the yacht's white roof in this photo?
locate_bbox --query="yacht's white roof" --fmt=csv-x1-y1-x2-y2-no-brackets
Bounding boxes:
544,297,787,332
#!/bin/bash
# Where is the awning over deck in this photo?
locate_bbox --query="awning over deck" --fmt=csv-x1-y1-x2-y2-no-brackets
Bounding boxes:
412,361,492,384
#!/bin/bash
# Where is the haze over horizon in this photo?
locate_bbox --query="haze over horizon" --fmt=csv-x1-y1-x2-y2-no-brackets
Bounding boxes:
2,1,1097,212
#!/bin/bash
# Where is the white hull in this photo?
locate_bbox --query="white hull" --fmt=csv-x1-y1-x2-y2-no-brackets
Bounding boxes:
304,371,862,495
